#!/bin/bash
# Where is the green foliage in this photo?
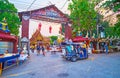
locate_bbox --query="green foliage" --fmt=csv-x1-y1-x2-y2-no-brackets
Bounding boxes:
102,0,120,12
50,36,58,44
101,21,109,27
113,19,120,36
102,20,120,37
0,0,20,35
68,0,98,36
103,15,120,37
102,21,114,37
50,40,53,45
100,0,120,36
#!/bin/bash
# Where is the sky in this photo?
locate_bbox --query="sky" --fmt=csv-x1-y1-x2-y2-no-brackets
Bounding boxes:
9,0,71,14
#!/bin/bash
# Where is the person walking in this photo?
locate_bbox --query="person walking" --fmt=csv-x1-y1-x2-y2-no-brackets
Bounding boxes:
104,43,108,54
41,45,45,56
31,44,35,53
36,44,41,55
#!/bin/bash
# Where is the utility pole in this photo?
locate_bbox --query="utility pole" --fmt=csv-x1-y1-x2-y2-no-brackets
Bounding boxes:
96,13,100,51
96,13,100,37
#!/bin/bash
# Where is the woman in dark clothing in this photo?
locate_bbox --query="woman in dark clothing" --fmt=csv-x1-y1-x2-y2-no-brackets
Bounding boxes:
41,45,45,56
36,44,41,55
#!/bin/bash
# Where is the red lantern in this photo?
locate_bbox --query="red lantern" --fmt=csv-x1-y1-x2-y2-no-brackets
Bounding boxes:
49,26,52,33
38,23,42,31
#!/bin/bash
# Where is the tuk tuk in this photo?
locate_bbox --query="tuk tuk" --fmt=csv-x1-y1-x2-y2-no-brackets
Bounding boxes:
62,43,88,62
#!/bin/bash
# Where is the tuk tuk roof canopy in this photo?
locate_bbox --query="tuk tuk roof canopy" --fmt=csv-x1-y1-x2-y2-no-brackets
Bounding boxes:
72,36,89,42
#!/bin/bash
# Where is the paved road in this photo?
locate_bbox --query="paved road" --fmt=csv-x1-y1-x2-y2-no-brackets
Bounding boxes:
1,51,120,78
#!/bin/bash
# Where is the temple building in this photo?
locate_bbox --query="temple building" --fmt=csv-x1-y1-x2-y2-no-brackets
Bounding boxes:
30,27,50,45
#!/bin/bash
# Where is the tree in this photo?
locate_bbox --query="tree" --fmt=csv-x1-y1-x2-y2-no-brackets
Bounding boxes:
101,18,120,37
100,21,114,37
102,0,120,12
68,0,98,37
0,0,20,35
50,36,58,45
114,19,120,36
100,0,120,36
114,14,120,37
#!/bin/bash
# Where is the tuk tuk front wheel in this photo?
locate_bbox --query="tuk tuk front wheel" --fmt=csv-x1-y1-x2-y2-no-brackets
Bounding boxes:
71,56,77,62
66,57,71,60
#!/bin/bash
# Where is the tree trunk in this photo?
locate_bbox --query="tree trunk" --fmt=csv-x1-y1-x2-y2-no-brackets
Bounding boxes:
89,30,92,38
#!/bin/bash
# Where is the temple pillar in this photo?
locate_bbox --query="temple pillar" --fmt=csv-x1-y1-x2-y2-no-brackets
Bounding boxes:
22,15,30,39
65,23,72,39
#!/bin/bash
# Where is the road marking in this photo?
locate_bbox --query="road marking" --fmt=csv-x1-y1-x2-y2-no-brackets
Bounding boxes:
6,70,32,77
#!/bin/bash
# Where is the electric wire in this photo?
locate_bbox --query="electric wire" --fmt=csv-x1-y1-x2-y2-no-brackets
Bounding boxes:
9,0,45,8
61,0,68,9
27,0,37,11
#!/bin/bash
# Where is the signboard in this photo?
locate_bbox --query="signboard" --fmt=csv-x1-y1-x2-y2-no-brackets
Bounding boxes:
46,10,59,18
100,32,105,38
31,8,66,21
